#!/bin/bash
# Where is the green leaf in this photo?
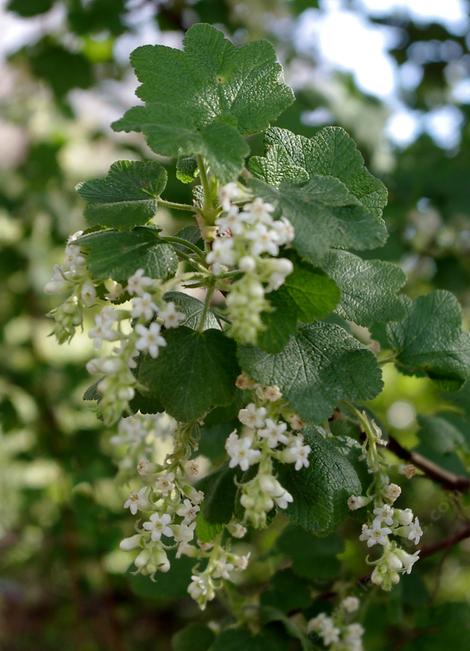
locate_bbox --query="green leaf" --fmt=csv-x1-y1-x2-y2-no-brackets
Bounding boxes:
386,290,470,388
78,227,178,282
259,607,313,651
401,603,470,651
260,569,311,612
198,465,238,524
277,428,362,534
137,327,239,421
250,126,388,264
176,156,198,184
173,624,215,651
195,511,224,543
128,554,194,601
415,414,469,475
210,627,291,651
258,289,299,353
164,291,221,331
277,525,343,580
283,262,340,322
322,250,406,326
238,322,382,424
76,160,167,229
113,24,294,182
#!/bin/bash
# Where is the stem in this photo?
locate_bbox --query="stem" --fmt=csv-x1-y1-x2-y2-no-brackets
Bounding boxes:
387,435,470,492
197,154,211,202
158,235,206,262
158,198,196,213
198,280,215,333
420,522,470,559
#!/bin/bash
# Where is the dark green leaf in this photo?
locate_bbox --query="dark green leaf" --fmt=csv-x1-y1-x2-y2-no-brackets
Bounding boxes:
137,327,239,421
113,24,294,182
283,263,340,322
258,289,299,353
198,465,238,524
78,227,178,282
76,160,167,229
250,126,388,264
386,290,470,388
277,525,343,580
173,624,215,651
277,428,362,533
322,250,406,326
164,291,221,331
238,322,382,424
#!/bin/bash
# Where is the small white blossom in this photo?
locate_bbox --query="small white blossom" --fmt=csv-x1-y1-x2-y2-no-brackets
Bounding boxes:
281,436,311,470
258,418,288,448
225,431,261,471
359,522,392,547
124,487,148,515
143,512,173,542
131,293,158,321
159,301,185,328
341,596,360,613
176,499,200,523
383,483,402,503
238,403,267,429
127,268,154,295
135,322,167,358
373,504,395,526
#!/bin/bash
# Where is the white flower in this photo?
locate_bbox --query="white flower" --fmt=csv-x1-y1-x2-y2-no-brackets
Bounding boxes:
405,518,423,545
247,223,279,256
131,293,158,321
244,197,275,222
80,281,96,306
119,534,142,551
227,522,247,538
159,301,185,328
281,436,311,470
154,472,175,496
44,264,67,294
206,237,236,270
259,385,282,402
307,613,329,634
266,258,293,291
238,403,267,429
176,499,200,522
218,182,249,211
359,522,392,547
341,596,360,613
135,322,167,358
142,512,173,542
273,487,293,509
239,255,257,272
89,306,120,347
347,495,369,511
383,482,402,503
373,504,395,526
212,557,235,580
395,548,420,574
396,508,414,526
258,418,288,448
137,457,156,476
124,487,148,515
225,432,261,471
271,217,295,245
127,268,154,295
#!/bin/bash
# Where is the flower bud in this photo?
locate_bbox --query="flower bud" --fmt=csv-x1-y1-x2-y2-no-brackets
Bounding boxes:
119,534,142,551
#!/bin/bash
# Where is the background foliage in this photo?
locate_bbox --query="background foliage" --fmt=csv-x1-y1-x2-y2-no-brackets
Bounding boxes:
1,0,469,649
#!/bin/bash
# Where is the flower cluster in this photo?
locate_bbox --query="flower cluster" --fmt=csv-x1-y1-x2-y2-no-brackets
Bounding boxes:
112,412,251,608
188,543,250,610
307,596,364,651
44,230,97,342
86,268,185,424
207,184,295,344
347,411,422,590
226,375,310,528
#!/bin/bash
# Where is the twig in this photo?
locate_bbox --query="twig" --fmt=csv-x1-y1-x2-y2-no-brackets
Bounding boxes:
420,523,470,559
387,436,470,492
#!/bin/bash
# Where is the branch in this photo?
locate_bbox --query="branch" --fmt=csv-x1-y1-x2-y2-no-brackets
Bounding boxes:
387,435,470,492
420,523,470,559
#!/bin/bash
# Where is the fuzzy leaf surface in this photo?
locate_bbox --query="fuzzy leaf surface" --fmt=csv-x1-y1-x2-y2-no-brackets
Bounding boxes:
322,250,406,326
250,126,388,264
78,228,178,282
137,327,239,421
386,290,470,388
113,23,294,182
76,160,167,228
238,322,382,424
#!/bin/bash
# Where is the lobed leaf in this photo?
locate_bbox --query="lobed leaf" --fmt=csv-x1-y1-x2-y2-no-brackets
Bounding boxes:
78,227,178,282
76,160,167,229
238,321,383,424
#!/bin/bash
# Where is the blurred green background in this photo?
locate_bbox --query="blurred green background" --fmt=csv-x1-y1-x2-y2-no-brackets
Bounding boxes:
1,1,469,649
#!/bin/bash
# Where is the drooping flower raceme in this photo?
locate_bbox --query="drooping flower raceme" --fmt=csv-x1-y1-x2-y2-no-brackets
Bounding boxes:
307,596,364,651
207,186,295,344
347,411,422,590
44,230,97,342
226,374,310,528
